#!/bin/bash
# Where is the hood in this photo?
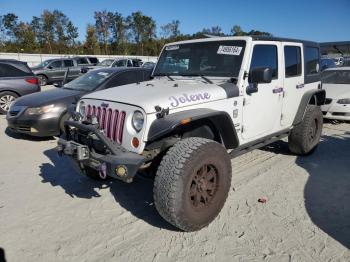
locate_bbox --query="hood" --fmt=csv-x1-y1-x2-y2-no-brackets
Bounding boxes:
323,84,350,99
31,65,44,71
13,88,84,108
82,78,230,114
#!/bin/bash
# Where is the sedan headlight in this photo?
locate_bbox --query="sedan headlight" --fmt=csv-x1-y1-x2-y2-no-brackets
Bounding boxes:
132,111,144,132
25,104,55,115
337,98,350,104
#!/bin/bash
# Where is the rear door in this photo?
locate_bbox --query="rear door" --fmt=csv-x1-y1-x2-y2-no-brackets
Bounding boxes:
281,43,304,126
242,42,284,140
63,59,76,80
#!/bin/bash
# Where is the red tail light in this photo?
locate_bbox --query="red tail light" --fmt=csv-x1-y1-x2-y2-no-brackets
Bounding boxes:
25,77,39,85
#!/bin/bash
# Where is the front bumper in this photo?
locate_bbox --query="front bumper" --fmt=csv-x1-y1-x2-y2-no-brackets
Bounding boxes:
57,120,145,183
321,102,350,121
6,110,61,137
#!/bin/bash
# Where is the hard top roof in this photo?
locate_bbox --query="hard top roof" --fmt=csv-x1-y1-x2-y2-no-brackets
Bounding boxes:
165,36,319,47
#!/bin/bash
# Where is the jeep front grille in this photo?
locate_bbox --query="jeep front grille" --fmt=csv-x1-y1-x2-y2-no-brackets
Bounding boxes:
86,105,126,144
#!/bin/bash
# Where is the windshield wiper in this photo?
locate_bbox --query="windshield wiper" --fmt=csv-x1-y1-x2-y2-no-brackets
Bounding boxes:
153,73,175,81
179,74,213,84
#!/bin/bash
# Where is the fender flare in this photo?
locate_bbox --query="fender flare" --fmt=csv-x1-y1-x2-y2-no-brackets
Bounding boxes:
293,89,326,125
147,108,239,149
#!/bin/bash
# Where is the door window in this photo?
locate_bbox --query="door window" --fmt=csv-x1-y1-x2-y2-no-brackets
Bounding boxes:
284,46,302,77
250,45,278,79
63,60,74,67
49,60,62,68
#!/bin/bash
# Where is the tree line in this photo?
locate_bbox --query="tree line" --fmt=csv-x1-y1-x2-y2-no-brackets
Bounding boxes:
0,10,272,56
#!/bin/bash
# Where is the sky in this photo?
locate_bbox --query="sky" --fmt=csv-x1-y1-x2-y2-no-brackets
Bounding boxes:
1,0,349,42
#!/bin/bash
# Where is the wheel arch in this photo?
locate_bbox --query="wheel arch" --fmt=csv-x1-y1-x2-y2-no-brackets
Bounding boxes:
0,90,21,97
293,89,326,126
147,109,239,149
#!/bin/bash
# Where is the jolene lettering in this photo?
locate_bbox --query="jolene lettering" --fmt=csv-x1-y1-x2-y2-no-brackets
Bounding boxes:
169,93,211,107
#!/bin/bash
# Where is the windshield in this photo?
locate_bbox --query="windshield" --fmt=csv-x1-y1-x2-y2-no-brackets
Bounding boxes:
36,60,51,67
153,40,246,78
97,59,114,67
63,70,113,91
322,70,350,84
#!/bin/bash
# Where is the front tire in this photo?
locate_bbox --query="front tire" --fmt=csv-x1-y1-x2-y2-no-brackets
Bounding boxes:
154,137,232,231
288,105,323,155
0,91,18,114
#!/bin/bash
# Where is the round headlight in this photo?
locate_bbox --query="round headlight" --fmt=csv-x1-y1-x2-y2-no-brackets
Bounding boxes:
132,111,144,132
79,101,86,119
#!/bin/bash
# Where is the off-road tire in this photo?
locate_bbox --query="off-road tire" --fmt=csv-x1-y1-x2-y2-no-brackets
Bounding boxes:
0,91,18,114
37,75,48,86
288,105,323,155
154,137,232,231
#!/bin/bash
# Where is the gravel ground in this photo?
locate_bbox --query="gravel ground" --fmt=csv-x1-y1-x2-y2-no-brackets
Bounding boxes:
0,109,349,261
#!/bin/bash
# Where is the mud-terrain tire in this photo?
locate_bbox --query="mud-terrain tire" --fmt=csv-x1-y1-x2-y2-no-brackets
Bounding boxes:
288,105,323,155
154,137,232,231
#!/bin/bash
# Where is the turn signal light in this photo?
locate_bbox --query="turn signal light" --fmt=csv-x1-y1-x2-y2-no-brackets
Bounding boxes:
132,137,140,148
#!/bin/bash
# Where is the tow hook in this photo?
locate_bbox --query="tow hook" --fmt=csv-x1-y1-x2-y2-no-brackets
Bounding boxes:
99,162,107,179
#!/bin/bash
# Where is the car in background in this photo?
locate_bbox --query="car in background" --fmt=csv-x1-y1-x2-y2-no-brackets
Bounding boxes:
320,58,336,71
31,56,97,86
96,58,144,68
142,61,156,69
86,56,99,66
0,59,40,114
321,67,350,121
6,67,152,137
97,59,114,67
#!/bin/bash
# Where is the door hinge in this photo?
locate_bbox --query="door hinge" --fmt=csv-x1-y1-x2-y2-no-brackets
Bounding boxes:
280,114,284,120
243,98,246,106
283,91,286,98
241,125,246,133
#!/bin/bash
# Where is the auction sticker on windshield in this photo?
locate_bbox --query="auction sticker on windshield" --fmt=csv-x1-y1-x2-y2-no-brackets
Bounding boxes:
217,46,242,56
166,45,180,51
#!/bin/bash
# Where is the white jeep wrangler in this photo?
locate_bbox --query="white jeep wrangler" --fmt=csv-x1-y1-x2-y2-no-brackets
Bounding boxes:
57,36,325,231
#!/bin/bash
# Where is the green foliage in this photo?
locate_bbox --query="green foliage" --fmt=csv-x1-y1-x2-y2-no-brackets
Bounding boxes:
0,10,272,55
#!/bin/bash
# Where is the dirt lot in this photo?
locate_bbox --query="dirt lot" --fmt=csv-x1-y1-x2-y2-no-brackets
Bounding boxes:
0,110,349,261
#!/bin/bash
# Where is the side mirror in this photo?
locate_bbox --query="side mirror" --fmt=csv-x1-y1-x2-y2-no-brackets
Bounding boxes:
81,67,88,74
47,66,53,70
250,67,272,84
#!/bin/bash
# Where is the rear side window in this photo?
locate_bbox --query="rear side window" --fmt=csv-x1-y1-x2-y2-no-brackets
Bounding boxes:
64,60,74,67
0,62,32,77
250,45,278,79
77,57,89,65
284,46,302,77
305,47,320,75
88,57,98,64
113,60,127,67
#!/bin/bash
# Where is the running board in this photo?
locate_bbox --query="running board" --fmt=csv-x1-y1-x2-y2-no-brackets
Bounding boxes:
230,129,290,158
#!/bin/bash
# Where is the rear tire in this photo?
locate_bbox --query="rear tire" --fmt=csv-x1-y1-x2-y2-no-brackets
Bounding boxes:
154,137,232,231
0,91,18,114
288,105,323,155
37,75,48,86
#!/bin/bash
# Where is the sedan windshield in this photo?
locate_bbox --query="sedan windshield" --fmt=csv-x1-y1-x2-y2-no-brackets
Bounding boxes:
322,70,350,84
153,40,246,78
63,70,113,91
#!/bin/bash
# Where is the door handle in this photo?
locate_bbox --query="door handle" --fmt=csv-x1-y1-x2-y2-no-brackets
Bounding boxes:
272,87,283,94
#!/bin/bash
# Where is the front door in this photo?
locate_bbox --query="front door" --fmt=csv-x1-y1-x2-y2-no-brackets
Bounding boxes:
242,42,284,140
